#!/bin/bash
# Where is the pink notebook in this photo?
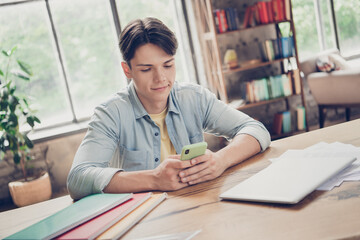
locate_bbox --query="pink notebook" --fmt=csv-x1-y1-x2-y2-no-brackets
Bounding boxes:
56,192,151,240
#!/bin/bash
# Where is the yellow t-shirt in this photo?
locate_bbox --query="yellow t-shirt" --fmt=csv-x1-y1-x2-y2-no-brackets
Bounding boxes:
149,108,176,162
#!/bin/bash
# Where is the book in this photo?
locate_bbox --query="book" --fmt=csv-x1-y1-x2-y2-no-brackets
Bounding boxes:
242,5,253,28
280,36,294,58
273,112,283,135
284,0,291,20
5,193,132,240
282,111,291,133
292,69,302,94
56,193,151,240
281,73,292,96
96,193,167,240
296,106,306,130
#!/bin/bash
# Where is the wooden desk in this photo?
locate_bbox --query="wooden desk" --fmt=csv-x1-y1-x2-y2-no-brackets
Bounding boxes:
1,119,360,239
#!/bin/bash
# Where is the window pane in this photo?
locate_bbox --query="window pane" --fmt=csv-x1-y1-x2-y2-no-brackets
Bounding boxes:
318,0,336,50
334,0,360,57
115,0,195,83
0,1,73,129
49,0,126,119
293,0,321,60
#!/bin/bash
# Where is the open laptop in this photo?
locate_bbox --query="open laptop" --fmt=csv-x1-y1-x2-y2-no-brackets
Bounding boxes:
220,156,356,204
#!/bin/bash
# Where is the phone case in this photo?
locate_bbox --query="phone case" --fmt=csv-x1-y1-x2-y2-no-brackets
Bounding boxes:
180,142,208,161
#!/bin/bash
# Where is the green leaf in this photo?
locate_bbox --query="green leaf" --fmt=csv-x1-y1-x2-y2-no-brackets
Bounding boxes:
8,95,19,112
2,50,9,57
24,135,33,148
27,116,34,128
13,152,21,164
33,116,41,124
0,69,3,76
22,98,29,107
0,87,9,98
10,46,18,56
17,60,33,76
9,84,16,94
12,72,30,81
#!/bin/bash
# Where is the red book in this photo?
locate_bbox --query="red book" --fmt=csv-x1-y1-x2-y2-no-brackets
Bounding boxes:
273,112,283,135
242,5,252,28
257,2,269,24
276,0,285,21
56,193,151,240
267,1,274,23
220,9,229,32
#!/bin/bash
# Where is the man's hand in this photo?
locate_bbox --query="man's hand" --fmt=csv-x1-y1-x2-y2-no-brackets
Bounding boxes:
178,149,227,185
153,156,192,191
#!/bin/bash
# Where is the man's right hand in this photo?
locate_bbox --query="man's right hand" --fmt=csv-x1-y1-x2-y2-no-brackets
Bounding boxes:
153,155,192,191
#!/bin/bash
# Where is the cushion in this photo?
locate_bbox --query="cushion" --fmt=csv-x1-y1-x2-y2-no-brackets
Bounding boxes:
316,56,336,73
328,53,351,70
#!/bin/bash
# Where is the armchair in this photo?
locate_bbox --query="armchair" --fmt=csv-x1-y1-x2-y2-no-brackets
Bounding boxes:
300,50,360,128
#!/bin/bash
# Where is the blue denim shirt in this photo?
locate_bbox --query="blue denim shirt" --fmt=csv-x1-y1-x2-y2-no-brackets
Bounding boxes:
67,81,270,199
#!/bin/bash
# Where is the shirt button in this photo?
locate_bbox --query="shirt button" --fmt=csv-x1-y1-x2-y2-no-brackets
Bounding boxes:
155,132,159,136
155,158,159,162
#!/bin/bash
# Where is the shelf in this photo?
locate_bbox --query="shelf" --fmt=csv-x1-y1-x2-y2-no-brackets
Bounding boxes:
223,58,291,75
216,20,291,36
232,94,302,111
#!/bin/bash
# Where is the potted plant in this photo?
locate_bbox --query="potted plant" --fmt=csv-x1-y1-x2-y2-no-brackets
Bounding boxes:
0,46,51,207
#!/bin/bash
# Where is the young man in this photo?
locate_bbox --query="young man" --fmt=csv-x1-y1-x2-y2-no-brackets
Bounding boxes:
67,17,271,200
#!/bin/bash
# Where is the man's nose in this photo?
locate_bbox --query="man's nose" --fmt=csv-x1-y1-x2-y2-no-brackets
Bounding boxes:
154,68,166,82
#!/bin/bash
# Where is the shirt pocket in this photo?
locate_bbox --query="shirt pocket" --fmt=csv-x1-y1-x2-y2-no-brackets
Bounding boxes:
119,146,149,171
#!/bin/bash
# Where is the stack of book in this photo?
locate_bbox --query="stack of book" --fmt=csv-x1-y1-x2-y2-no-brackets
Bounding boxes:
5,192,167,240
245,73,293,103
259,36,295,61
213,7,240,33
242,0,291,28
273,106,306,135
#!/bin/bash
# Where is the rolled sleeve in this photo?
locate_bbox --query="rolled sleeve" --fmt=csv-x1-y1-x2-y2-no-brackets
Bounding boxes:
67,103,122,200
200,87,271,151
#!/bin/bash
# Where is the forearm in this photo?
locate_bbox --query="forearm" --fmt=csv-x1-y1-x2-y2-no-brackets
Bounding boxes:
216,134,261,170
103,170,158,193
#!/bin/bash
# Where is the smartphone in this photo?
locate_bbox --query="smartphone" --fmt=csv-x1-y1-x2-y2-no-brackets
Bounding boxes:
180,142,208,161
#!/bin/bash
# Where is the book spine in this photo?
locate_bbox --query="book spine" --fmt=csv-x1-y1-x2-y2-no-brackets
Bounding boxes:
220,9,229,32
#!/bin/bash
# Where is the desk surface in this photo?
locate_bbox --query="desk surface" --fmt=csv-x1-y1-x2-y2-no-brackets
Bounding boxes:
1,119,360,240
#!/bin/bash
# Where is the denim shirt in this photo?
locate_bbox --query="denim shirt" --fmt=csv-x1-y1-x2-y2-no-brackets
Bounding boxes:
67,81,271,199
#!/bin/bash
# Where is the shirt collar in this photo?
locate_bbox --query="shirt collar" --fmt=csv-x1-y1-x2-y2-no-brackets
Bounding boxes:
128,81,180,120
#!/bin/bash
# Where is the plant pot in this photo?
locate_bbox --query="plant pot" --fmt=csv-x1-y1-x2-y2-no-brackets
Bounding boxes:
8,172,52,207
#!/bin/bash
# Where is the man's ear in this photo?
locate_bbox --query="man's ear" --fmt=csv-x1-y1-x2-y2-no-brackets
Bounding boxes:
121,62,132,79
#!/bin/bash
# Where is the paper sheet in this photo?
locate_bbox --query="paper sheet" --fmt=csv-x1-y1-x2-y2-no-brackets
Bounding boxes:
269,142,360,191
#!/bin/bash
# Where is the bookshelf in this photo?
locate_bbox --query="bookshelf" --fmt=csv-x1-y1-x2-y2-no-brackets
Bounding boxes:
191,0,309,139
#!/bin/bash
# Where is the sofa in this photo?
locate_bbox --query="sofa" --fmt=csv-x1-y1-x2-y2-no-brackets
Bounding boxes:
300,49,360,128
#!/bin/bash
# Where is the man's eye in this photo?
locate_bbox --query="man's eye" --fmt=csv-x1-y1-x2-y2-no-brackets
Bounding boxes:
140,68,151,72
164,65,173,68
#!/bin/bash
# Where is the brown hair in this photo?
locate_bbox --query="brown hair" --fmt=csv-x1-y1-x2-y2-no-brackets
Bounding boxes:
119,17,178,68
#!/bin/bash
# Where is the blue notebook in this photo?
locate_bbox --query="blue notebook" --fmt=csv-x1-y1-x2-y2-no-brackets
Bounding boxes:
5,193,132,240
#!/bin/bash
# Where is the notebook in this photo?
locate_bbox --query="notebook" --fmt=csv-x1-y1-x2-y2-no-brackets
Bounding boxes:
220,156,356,204
5,193,132,240
56,192,151,240
96,193,167,240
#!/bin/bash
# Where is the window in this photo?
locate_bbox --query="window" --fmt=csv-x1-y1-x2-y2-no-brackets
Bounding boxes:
49,0,125,120
333,0,360,57
0,0,196,134
292,0,360,60
0,1,73,128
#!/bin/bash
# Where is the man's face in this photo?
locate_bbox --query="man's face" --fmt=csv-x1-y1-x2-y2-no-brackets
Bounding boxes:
122,43,176,114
